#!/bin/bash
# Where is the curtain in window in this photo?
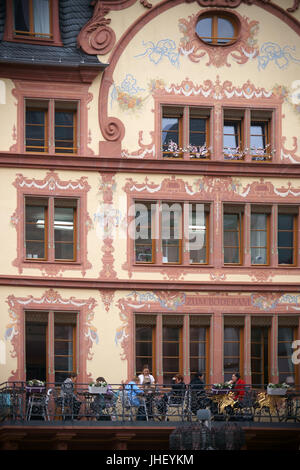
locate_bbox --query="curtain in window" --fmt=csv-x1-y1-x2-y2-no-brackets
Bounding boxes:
33,0,50,36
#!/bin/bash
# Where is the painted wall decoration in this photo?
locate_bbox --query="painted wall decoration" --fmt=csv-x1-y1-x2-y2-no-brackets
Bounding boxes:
257,42,300,70
4,289,98,382
135,39,180,67
178,10,259,67
111,75,165,113
98,173,118,279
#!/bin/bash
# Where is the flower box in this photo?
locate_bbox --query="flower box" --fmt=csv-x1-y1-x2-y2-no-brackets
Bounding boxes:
212,389,231,395
267,386,287,396
26,386,45,393
88,386,108,394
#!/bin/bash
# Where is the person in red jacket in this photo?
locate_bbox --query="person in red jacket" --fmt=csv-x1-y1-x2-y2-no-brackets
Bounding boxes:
230,372,245,401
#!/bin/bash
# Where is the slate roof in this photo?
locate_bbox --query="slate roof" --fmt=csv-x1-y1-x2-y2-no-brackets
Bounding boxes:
0,0,107,67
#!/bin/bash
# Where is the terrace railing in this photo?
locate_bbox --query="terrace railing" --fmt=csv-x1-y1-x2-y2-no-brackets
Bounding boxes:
1,382,299,424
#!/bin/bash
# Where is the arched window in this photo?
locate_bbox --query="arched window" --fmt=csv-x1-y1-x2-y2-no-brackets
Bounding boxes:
196,12,239,46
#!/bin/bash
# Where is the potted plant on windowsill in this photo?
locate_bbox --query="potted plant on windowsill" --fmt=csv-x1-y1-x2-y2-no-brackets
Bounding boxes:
26,379,45,393
267,383,289,396
88,381,108,394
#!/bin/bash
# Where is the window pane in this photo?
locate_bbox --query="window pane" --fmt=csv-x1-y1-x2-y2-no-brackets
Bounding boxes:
163,327,179,341
14,0,30,33
278,231,293,248
25,320,47,382
25,205,46,259
278,214,294,230
135,244,153,263
224,247,239,264
190,327,206,341
278,249,293,264
54,325,73,340
163,342,179,356
136,326,153,342
224,214,239,230
54,206,75,260
218,17,235,41
136,342,153,357
54,356,73,371
190,358,206,374
55,341,73,356
224,343,239,357
251,248,267,265
163,358,179,372
251,214,267,230
162,241,180,263
190,118,206,133
224,327,240,341
196,17,212,43
278,327,293,342
190,342,205,356
190,133,206,147
33,0,50,36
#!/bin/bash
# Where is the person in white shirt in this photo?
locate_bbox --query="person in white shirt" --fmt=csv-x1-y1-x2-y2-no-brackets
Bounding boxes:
138,366,155,386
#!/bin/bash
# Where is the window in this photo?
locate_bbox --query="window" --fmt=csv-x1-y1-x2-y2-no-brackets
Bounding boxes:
189,203,209,264
135,323,155,376
251,208,270,265
25,197,77,262
13,0,51,39
135,315,210,384
278,207,297,265
190,325,208,378
224,326,243,382
161,106,210,159
163,322,182,384
134,201,210,265
250,110,272,161
25,310,77,383
278,326,296,383
196,12,239,46
251,326,269,387
25,99,78,154
162,202,182,264
223,206,243,265
223,109,244,160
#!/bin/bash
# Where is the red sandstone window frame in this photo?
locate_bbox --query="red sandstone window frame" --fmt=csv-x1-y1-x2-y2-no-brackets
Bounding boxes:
195,11,240,47
25,310,78,384
25,196,78,263
12,81,92,157
25,99,79,155
133,200,210,266
4,0,62,46
134,314,210,385
160,105,211,160
12,171,92,276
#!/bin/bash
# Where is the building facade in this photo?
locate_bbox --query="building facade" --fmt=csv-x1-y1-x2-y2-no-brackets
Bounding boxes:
0,0,300,394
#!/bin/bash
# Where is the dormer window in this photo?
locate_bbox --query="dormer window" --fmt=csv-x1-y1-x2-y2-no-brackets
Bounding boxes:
14,0,51,39
4,0,62,45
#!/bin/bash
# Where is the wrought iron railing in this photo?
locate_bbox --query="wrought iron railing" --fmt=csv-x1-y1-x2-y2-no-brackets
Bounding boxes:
0,382,299,424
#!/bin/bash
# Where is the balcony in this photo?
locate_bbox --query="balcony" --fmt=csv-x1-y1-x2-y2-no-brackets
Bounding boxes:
1,382,299,450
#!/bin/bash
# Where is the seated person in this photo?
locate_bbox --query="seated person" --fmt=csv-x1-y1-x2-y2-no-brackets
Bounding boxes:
157,374,186,417
229,372,245,402
138,365,155,387
125,376,146,420
59,372,81,419
90,376,115,420
189,372,207,414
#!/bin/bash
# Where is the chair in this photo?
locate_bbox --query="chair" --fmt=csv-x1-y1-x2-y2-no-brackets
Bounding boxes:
26,389,51,421
164,390,188,421
122,390,148,421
